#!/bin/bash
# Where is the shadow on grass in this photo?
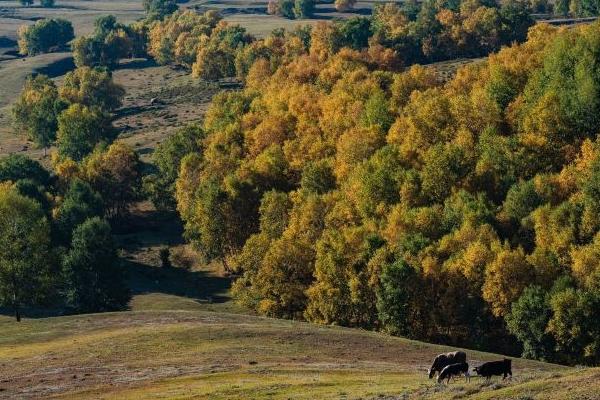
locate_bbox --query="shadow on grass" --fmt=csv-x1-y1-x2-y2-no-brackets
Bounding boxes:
126,259,231,304
34,55,75,78
116,208,233,305
0,306,66,320
116,58,157,71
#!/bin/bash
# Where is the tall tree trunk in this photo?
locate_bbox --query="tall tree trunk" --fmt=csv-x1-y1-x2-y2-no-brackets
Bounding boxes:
13,292,21,322
14,304,21,322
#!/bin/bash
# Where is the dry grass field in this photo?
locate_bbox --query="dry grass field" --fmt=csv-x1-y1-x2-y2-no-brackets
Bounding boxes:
1,305,599,400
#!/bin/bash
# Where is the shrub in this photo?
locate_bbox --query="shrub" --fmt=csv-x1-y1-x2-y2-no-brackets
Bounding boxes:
143,0,178,20
17,18,74,55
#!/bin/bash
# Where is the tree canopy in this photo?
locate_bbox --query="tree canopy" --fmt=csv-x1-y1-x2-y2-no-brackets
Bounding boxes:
170,20,600,364
0,184,52,321
17,18,73,55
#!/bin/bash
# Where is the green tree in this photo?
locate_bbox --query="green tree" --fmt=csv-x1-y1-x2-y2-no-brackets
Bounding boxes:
144,125,205,210
19,0,34,6
62,217,129,312
60,67,125,111
143,0,178,20
94,15,120,39
505,285,555,361
0,184,51,321
420,144,470,203
189,178,229,261
277,0,295,18
0,154,50,186
338,17,372,50
301,159,336,195
17,18,73,55
548,287,600,364
82,142,142,219
14,179,51,213
56,104,112,161
294,0,315,18
12,75,67,152
502,180,543,222
54,179,104,244
71,17,129,70
377,259,421,336
362,90,394,133
555,0,570,14
499,0,534,44
40,0,55,7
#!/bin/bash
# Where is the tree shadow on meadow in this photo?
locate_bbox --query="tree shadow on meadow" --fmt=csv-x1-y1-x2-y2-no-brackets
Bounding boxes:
115,207,233,306
125,259,232,304
34,55,75,78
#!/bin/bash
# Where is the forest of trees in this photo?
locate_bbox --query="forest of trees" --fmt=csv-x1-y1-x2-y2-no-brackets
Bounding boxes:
156,19,600,365
147,0,534,76
6,0,600,366
1,67,139,320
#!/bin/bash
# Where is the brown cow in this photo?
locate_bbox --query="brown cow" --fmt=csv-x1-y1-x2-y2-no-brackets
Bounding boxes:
428,351,467,379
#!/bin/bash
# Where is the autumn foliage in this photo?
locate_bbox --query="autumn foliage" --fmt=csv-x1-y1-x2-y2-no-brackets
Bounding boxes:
170,20,600,364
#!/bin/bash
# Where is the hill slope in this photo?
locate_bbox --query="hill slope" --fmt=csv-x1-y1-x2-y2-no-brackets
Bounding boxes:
0,308,595,400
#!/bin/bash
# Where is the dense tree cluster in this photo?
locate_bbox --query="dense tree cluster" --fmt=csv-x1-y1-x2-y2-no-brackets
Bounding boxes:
556,0,600,16
369,0,533,64
143,0,178,21
0,151,136,320
17,18,73,56
12,67,123,158
7,64,138,320
72,16,148,68
170,20,600,364
147,11,254,80
148,0,533,81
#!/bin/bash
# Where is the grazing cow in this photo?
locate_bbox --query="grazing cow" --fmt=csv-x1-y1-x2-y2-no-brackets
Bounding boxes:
428,351,467,379
474,359,512,381
437,362,470,384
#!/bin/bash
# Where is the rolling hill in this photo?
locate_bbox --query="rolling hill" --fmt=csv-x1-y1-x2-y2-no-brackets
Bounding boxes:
0,299,596,400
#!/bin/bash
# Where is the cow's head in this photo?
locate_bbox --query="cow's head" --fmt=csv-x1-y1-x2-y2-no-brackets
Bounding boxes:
428,368,435,379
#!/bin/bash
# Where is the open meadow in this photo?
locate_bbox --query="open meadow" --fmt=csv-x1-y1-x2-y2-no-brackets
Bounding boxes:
1,307,597,400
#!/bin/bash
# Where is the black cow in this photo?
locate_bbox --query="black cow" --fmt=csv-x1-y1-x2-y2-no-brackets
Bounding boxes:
437,362,470,384
474,359,512,381
428,351,467,379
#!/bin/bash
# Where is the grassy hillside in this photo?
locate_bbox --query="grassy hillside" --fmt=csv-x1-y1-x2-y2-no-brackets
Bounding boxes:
0,303,595,400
